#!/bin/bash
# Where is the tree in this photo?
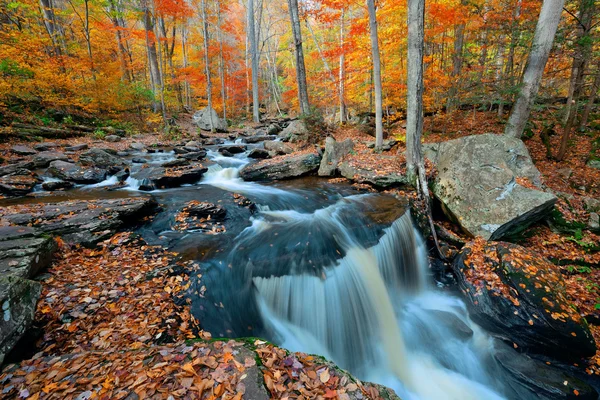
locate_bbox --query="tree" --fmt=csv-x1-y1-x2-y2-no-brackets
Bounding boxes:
579,60,600,129
247,0,260,122
287,0,309,115
366,0,383,149
504,0,566,138
200,0,214,131
142,0,165,118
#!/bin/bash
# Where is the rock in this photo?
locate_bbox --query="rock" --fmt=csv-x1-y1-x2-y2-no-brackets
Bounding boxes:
0,276,42,365
134,165,208,189
279,120,308,142
80,148,125,169
33,151,69,168
47,161,107,184
179,151,207,161
267,123,282,136
203,137,224,145
0,171,40,197
0,226,57,279
245,135,277,144
34,143,58,151
240,153,321,181
116,151,129,157
186,202,227,220
454,240,596,361
193,107,228,132
247,149,270,159
0,197,159,246
183,146,201,153
64,144,88,152
589,212,599,230
0,161,35,177
339,160,408,188
587,159,600,169
114,168,130,182
556,167,573,180
219,150,233,157
318,137,354,176
426,134,557,240
131,158,147,164
186,141,201,148
582,196,600,213
173,147,189,155
219,145,246,154
130,142,146,151
138,178,155,191
105,135,121,142
42,180,74,191
161,159,189,168
10,145,37,156
264,141,293,155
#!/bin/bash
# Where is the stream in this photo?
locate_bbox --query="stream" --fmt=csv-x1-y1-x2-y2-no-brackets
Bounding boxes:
5,141,591,399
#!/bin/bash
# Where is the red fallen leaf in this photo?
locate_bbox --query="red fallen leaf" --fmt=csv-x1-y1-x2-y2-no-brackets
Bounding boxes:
324,388,337,398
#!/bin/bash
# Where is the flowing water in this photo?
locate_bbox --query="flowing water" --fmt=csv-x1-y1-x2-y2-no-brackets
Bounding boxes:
8,142,580,399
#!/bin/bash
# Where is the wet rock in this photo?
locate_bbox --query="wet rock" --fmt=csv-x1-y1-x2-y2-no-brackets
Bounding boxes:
453,240,596,361
33,143,58,152
193,107,228,132
33,151,69,168
425,134,557,240
138,178,155,191
0,226,57,280
10,145,37,156
247,149,270,159
267,123,282,136
245,135,277,144
47,160,107,184
219,145,246,154
80,148,125,169
0,171,40,197
161,159,189,168
131,158,147,164
179,151,207,161
186,140,201,148
186,202,227,220
264,140,293,155
279,120,308,142
42,180,75,191
116,151,129,157
319,137,354,176
203,137,224,146
114,168,130,182
173,147,189,155
339,160,408,188
130,142,146,151
0,161,35,177
240,153,321,181
64,144,88,152
0,197,159,246
105,135,121,142
0,276,42,365
134,165,208,189
219,150,233,157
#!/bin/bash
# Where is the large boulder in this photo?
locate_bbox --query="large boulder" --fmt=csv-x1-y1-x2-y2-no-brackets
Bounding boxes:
454,239,596,361
279,120,308,142
264,140,293,155
193,107,228,132
0,226,57,279
318,137,354,176
339,159,408,188
134,165,208,189
0,276,42,365
0,170,40,197
47,160,107,184
425,134,557,240
79,148,125,169
240,153,321,181
244,134,277,144
33,151,69,168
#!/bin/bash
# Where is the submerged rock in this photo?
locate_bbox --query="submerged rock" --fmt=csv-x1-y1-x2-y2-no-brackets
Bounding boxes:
453,240,596,361
318,136,354,176
193,107,228,132
425,134,557,240
240,153,321,181
0,276,42,365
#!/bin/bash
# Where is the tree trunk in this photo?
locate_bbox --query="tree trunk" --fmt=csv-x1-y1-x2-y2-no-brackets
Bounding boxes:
446,16,465,112
181,24,192,109
217,5,227,120
506,0,522,95
495,37,506,116
143,1,163,115
200,0,214,132
504,0,565,138
287,0,310,115
366,0,383,149
248,0,260,122
579,61,600,129
339,8,347,124
556,0,595,160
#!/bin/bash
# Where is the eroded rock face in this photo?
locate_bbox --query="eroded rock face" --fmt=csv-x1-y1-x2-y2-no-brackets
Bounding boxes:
0,226,57,279
453,239,596,361
193,107,228,132
318,137,354,176
240,153,321,181
279,120,308,142
0,171,40,197
47,160,107,184
0,277,42,365
426,134,557,240
33,151,69,168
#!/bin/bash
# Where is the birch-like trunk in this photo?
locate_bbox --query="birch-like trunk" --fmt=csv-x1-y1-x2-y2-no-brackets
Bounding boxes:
504,0,565,138
287,0,310,115
366,0,383,149
143,1,163,115
200,0,214,132
217,5,227,120
579,62,600,129
339,8,347,124
248,0,260,122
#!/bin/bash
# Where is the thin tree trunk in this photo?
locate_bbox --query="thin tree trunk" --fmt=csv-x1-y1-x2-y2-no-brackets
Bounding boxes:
287,0,310,115
504,0,565,138
446,14,465,112
217,5,227,120
495,37,506,116
579,62,600,129
181,23,192,109
339,8,347,124
248,0,260,122
200,0,214,132
143,1,163,115
366,0,383,149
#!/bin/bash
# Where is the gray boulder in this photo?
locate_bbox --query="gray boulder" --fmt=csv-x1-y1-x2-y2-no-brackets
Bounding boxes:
10,145,37,156
80,148,125,169
47,160,107,184
0,226,57,279
244,135,277,144
130,142,146,151
264,140,293,155
240,153,321,181
134,165,208,189
426,134,557,240
247,149,270,159
33,151,69,168
318,137,354,176
0,162,35,177
0,276,42,365
339,159,408,188
279,120,308,142
193,107,228,132
64,144,88,152
105,135,121,143
34,143,58,151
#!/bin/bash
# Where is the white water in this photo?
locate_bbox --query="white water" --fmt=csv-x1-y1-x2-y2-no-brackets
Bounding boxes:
252,211,506,400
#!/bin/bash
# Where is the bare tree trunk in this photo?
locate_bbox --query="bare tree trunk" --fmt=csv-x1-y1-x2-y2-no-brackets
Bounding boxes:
39,0,65,56
143,1,163,116
495,37,506,116
248,0,260,122
366,0,383,149
217,5,227,120
557,0,594,160
287,0,310,115
579,61,600,129
446,16,465,112
339,8,347,124
504,0,565,138
181,23,192,109
407,0,443,258
200,0,214,132
506,0,522,95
